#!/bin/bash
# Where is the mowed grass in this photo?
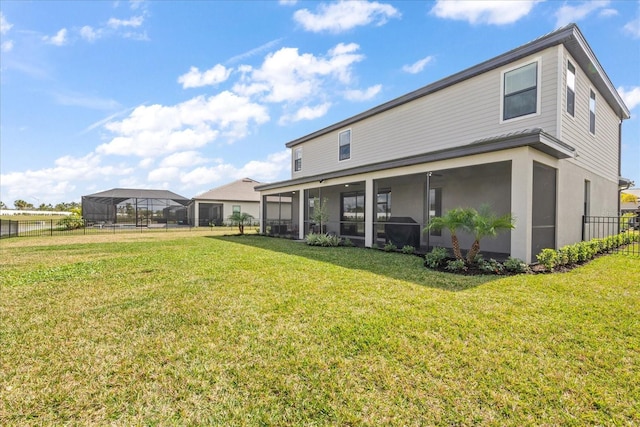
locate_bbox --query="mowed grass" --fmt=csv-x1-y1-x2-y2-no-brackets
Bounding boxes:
1,232,638,426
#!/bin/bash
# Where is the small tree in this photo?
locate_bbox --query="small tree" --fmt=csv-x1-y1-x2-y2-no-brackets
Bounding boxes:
311,197,329,234
14,199,31,209
228,212,254,234
0,201,6,209
466,205,515,263
621,192,638,204
426,208,474,260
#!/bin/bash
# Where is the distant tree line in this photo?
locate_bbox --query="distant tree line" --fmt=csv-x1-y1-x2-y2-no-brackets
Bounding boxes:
0,200,81,212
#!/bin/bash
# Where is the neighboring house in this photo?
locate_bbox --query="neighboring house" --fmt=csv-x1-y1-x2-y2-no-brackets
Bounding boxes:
256,24,631,263
189,178,264,226
621,188,640,214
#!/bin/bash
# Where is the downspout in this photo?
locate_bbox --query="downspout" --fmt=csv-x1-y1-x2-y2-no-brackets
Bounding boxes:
425,172,432,251
617,120,622,218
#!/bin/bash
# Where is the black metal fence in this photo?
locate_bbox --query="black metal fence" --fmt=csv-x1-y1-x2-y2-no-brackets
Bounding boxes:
582,215,640,256
0,219,196,238
0,219,262,239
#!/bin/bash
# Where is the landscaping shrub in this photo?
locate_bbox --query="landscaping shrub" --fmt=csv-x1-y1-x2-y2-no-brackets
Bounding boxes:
424,247,448,269
503,257,530,273
306,233,342,247
536,231,636,272
57,215,84,230
445,259,467,272
401,245,415,255
536,248,558,272
384,242,397,252
477,258,505,274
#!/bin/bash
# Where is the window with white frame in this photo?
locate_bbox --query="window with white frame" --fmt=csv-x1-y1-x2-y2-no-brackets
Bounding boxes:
589,89,596,134
339,129,351,161
294,147,302,172
566,61,575,117
503,62,538,120
232,205,241,214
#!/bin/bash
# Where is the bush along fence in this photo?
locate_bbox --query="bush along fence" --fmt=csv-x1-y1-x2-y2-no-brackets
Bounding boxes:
536,231,640,272
582,215,640,256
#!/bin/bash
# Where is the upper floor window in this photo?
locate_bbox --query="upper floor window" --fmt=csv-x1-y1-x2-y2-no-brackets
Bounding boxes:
503,62,538,121
294,147,302,172
589,90,596,134
339,129,351,161
566,61,575,117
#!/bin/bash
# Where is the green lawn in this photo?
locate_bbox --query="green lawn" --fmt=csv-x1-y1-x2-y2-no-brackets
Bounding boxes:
1,232,638,425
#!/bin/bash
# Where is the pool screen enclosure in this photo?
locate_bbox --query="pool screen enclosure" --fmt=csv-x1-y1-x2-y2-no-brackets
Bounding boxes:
82,188,190,226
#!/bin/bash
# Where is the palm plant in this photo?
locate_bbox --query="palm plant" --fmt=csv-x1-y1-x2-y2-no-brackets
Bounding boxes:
466,205,515,263
426,208,475,260
228,212,254,234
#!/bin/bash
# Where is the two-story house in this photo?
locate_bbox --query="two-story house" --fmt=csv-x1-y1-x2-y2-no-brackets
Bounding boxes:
256,24,630,263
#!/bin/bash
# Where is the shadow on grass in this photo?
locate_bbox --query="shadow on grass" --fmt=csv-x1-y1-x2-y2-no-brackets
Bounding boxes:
208,234,498,291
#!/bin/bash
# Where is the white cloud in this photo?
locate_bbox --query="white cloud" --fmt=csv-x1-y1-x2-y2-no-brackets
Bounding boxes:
129,0,147,11
344,84,382,101
1,12,13,34
80,25,101,42
1,12,13,52
178,151,290,188
235,150,290,181
279,0,298,5
402,56,434,74
279,103,332,125
108,15,144,28
138,158,155,169
293,0,400,33
555,0,610,28
52,91,121,110
0,153,133,202
624,16,640,39
43,28,68,46
1,40,13,52
431,0,540,25
178,64,233,89
618,86,640,110
599,8,618,18
148,167,180,182
98,91,269,157
159,151,208,168
233,43,365,104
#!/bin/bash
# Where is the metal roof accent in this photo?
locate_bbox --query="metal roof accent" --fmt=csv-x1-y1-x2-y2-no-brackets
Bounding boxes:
256,129,575,192
82,188,190,205
285,23,629,149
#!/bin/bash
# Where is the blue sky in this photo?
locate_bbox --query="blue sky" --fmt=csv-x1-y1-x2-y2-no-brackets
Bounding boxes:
1,0,639,206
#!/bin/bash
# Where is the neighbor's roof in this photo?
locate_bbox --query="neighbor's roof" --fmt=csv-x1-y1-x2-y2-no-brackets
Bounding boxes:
285,23,630,149
82,188,190,205
193,178,261,202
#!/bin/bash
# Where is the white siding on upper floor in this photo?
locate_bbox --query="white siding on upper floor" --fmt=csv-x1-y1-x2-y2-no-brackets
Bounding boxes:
291,47,561,179
560,47,620,181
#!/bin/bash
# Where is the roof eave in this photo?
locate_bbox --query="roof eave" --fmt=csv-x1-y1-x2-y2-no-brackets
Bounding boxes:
258,130,575,192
